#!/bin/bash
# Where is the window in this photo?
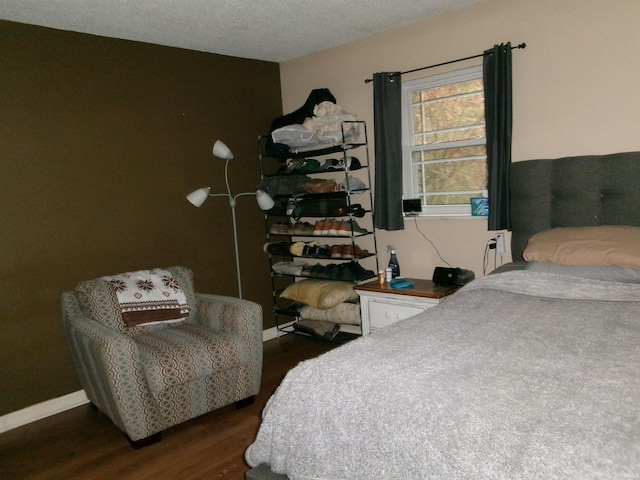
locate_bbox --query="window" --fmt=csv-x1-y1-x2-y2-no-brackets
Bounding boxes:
401,66,486,217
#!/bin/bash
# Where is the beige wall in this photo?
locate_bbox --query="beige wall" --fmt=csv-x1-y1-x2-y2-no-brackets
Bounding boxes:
279,0,640,278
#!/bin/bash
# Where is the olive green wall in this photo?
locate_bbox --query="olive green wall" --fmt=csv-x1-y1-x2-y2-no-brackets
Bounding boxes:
0,20,282,415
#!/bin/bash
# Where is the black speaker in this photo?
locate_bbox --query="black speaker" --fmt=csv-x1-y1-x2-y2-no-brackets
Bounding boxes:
402,199,421,216
432,267,475,286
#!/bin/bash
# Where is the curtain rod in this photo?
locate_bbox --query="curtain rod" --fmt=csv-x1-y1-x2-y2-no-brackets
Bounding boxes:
364,42,526,83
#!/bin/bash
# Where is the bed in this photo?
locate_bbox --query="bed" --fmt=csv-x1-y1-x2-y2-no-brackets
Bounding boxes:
245,151,640,479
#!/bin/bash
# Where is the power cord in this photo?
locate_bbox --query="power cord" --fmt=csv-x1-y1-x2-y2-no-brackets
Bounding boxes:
410,218,452,268
483,236,508,274
409,218,503,274
484,239,497,275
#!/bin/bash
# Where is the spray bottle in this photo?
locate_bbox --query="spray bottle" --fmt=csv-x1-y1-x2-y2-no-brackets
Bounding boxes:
387,245,400,279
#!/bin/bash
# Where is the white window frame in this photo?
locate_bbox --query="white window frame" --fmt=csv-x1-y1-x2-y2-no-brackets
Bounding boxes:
401,65,486,217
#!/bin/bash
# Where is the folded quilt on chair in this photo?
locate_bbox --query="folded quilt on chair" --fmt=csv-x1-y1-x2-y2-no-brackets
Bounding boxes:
102,269,190,327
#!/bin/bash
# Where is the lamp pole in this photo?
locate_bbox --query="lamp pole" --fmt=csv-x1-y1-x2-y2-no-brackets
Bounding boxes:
202,159,255,299
187,140,273,299
227,192,257,299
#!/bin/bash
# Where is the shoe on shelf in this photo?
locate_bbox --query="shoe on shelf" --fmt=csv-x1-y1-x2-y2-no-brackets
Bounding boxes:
327,219,341,236
330,245,344,258
335,263,357,280
331,204,366,218
318,158,339,171
322,218,335,235
344,219,368,234
289,242,306,257
326,156,362,171
302,244,315,256
312,219,325,235
341,245,355,259
347,262,376,280
270,221,293,235
348,204,366,218
311,263,331,279
263,242,293,256
337,221,351,236
328,243,366,259
326,264,349,280
292,221,314,235
304,244,330,257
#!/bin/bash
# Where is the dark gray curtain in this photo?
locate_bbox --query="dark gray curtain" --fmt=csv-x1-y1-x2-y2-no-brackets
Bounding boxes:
483,43,513,231
373,72,404,231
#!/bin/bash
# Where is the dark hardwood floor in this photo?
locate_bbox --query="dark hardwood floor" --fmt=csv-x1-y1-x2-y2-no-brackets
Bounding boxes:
0,334,340,480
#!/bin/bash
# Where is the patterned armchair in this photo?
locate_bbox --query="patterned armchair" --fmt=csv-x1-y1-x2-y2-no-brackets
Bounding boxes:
61,266,263,448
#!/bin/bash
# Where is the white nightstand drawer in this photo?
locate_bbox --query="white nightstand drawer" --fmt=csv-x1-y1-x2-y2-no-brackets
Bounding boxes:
368,299,426,329
354,279,460,335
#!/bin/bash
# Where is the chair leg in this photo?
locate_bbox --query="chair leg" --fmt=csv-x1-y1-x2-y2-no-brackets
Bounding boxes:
126,432,162,449
235,395,256,410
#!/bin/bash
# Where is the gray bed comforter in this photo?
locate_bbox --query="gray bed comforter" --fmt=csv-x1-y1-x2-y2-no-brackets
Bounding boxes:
246,271,640,479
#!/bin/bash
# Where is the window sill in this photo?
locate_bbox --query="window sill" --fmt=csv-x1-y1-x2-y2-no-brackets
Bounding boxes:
403,214,488,221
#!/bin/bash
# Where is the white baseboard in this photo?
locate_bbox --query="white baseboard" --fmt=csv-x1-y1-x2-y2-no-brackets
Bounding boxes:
0,327,288,434
0,390,89,434
262,324,283,342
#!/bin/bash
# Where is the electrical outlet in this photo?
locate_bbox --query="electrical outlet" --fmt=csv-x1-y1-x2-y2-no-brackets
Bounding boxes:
495,233,506,255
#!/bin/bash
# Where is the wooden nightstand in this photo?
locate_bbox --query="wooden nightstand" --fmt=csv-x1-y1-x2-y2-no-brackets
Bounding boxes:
354,278,461,335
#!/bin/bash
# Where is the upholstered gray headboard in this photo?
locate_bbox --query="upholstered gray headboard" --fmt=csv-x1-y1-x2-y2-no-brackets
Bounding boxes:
509,151,640,261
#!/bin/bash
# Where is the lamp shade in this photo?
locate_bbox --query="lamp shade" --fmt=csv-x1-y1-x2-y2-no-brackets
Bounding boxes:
186,187,211,207
212,140,234,161
256,189,275,210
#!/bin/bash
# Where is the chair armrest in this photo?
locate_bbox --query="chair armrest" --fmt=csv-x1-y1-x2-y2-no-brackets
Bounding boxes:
61,292,162,439
62,293,140,370
196,294,263,393
195,294,263,338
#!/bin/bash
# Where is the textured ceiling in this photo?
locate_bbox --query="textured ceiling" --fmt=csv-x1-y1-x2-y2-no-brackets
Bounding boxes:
0,0,485,62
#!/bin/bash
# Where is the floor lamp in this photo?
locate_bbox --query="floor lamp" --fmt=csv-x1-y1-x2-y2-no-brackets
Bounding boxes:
187,140,274,298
